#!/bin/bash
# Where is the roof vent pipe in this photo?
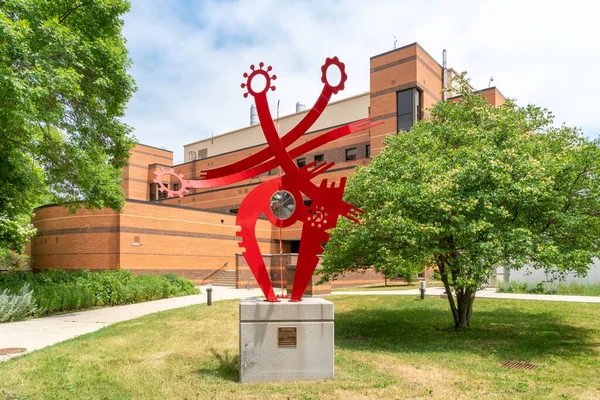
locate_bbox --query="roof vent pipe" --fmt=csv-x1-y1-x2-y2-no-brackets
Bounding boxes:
250,104,258,125
296,102,306,113
442,49,447,101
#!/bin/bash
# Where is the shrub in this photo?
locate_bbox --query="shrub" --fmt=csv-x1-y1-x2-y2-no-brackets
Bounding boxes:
0,283,36,322
497,280,600,296
0,270,200,321
0,249,31,272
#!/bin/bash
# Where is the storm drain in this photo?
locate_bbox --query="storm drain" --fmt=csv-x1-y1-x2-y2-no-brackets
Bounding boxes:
502,361,538,370
0,348,27,356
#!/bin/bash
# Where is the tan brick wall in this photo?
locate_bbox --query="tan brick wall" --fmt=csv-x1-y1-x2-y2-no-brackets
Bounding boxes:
369,44,419,157
122,144,173,201
31,200,277,283
31,206,120,270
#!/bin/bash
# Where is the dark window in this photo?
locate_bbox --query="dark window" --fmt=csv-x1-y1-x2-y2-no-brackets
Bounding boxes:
151,182,169,200
290,240,301,253
229,208,239,215
345,148,357,161
366,144,370,158
416,90,423,121
314,154,324,163
150,183,158,200
297,158,306,167
397,88,423,132
173,183,180,191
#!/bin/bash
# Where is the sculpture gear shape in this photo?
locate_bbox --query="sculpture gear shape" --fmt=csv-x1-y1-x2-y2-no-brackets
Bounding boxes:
153,57,382,301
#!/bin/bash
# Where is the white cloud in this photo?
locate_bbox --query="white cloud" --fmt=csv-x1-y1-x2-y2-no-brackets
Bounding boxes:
123,0,600,161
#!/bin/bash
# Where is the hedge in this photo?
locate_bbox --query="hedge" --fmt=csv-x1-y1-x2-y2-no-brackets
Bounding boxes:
0,270,199,321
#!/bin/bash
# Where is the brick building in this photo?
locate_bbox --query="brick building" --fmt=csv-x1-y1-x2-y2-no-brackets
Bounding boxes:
31,42,505,288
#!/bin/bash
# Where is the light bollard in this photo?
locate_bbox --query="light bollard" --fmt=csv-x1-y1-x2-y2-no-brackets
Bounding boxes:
206,283,213,306
419,280,426,300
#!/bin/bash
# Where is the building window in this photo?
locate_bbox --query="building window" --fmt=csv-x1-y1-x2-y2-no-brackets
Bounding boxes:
229,208,239,215
297,158,306,167
366,144,370,158
150,183,169,200
397,88,422,132
314,154,324,163
345,148,357,161
173,183,180,191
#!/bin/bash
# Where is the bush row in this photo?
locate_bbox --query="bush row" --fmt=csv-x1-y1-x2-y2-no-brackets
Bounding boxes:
497,280,600,296
0,269,199,321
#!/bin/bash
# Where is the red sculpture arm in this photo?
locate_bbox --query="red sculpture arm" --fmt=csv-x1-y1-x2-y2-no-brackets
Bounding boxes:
254,93,325,201
191,119,375,186
199,65,336,180
153,119,376,196
153,56,377,303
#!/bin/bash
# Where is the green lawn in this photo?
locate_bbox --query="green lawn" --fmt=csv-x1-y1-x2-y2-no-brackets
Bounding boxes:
332,281,445,292
1,296,599,399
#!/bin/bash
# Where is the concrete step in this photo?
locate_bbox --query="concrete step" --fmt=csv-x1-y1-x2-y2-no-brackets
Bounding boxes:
211,270,237,287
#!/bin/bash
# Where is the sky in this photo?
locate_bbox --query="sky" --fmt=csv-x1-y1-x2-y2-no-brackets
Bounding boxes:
122,0,600,162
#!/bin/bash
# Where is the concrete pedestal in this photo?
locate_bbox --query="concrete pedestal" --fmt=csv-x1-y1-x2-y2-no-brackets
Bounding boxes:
239,297,334,383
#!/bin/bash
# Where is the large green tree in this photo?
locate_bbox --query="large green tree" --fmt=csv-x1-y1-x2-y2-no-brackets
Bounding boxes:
0,0,136,252
321,80,600,328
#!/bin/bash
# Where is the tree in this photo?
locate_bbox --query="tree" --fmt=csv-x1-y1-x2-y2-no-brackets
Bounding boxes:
0,0,136,251
321,78,600,328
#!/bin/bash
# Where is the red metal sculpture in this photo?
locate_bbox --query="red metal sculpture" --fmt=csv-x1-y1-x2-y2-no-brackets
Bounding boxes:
154,57,381,301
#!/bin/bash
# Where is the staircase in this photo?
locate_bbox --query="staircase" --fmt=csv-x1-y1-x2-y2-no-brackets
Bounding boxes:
211,270,237,287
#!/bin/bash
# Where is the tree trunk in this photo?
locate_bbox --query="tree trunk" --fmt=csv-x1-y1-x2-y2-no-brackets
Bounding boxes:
437,257,476,328
454,289,476,328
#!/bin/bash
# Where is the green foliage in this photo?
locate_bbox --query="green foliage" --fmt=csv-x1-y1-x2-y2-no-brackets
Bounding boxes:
0,270,199,320
322,76,600,327
0,0,136,251
0,215,36,254
0,282,36,322
0,248,31,271
498,280,600,296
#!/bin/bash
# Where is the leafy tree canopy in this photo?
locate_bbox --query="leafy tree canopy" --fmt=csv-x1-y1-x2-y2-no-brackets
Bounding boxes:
321,77,600,328
0,0,136,251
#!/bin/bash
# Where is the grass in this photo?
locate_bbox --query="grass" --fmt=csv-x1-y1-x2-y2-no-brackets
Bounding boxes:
332,281,445,292
498,281,600,296
1,296,599,399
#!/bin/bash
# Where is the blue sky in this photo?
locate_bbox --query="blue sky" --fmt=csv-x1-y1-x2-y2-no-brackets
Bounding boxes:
122,0,600,162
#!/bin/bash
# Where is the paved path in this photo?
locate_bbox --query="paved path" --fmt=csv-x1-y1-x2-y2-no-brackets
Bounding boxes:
0,286,263,361
331,286,600,303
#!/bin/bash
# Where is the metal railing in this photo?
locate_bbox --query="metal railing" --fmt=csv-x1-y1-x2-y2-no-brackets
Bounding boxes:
245,275,255,290
199,262,229,287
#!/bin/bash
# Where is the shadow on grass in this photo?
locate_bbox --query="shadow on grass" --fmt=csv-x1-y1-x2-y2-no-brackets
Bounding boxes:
196,349,239,382
335,299,597,362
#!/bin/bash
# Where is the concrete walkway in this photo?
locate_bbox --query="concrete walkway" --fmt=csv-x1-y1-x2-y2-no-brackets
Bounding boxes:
0,286,263,361
331,286,600,303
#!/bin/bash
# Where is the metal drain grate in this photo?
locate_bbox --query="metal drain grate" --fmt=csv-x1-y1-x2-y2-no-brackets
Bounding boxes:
502,361,538,370
0,348,27,356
